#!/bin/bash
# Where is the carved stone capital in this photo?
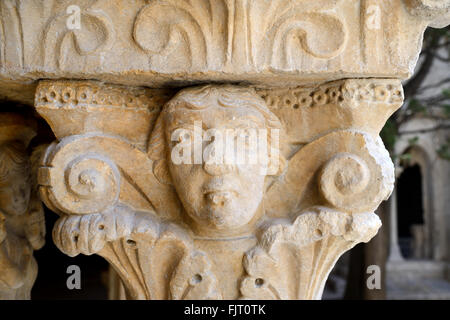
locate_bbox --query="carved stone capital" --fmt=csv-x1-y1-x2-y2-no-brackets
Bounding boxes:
0,114,45,300
36,79,401,299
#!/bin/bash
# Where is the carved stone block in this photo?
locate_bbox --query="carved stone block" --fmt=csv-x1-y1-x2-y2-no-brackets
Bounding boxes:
0,0,448,103
36,80,400,299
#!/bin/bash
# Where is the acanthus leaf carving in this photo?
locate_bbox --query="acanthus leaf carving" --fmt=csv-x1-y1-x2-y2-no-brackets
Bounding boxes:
241,207,381,300
52,204,221,300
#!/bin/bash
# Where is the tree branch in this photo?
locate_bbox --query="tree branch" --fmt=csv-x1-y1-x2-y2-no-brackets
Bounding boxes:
399,124,450,135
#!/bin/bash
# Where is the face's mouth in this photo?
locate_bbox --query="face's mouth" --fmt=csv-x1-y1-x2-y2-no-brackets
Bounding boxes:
203,188,238,195
202,178,239,206
202,177,238,193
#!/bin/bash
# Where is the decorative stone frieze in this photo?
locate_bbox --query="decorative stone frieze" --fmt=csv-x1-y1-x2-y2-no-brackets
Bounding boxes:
0,0,449,103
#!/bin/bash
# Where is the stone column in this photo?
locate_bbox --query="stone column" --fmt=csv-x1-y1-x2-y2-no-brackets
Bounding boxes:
108,267,126,300
0,0,447,300
387,182,404,262
0,114,46,299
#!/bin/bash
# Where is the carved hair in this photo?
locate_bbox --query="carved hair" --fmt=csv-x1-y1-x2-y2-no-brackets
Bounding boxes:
0,140,31,189
148,85,285,184
163,85,282,129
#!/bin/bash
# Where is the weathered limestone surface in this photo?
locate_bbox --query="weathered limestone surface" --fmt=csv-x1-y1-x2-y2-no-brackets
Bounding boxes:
0,114,45,299
0,0,448,300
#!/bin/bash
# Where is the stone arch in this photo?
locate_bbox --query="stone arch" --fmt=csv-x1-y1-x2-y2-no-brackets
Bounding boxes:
394,117,448,261
397,145,431,259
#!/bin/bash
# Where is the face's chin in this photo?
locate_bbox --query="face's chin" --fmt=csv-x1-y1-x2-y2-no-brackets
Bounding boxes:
203,193,250,229
0,189,29,216
184,181,263,235
7,200,28,216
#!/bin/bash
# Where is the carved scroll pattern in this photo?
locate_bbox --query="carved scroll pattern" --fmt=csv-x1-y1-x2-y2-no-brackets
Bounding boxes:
238,128,394,299
0,0,449,84
40,133,221,300
133,0,347,71
43,0,115,70
264,130,395,217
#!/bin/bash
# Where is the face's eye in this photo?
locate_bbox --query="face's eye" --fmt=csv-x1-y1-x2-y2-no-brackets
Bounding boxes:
236,128,256,144
180,132,191,143
236,129,247,139
171,128,194,145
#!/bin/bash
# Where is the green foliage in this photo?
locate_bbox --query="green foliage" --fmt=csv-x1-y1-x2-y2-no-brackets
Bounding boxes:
437,138,450,161
444,104,450,118
380,119,397,152
379,26,450,162
443,88,450,99
398,152,412,166
408,99,426,114
408,136,419,146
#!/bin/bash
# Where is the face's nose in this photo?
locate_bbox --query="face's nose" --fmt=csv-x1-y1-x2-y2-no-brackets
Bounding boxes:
202,141,234,175
203,162,233,176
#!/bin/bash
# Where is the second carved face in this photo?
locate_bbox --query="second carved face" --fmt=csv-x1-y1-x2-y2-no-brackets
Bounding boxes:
0,141,31,217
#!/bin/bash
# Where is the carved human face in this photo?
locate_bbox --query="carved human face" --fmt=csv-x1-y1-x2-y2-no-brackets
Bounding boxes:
0,169,31,216
164,102,270,235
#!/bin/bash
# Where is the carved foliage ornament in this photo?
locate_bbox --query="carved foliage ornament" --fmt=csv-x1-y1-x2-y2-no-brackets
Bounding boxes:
0,0,449,90
36,81,399,299
133,0,347,70
43,0,115,69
